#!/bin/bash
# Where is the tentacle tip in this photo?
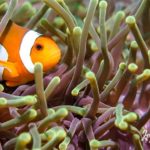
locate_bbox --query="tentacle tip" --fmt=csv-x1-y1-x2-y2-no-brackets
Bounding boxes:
54,76,61,83
0,84,4,92
128,63,138,73
143,69,150,78
73,26,82,35
85,71,95,81
0,98,7,107
99,0,107,8
123,112,138,123
118,121,128,131
119,62,126,71
133,134,140,141
71,89,79,96
28,109,38,119
117,10,125,19
18,133,32,145
125,16,136,25
90,139,100,148
130,41,138,49
34,62,43,71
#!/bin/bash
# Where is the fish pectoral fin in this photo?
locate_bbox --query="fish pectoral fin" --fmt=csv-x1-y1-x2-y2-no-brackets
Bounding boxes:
0,60,19,78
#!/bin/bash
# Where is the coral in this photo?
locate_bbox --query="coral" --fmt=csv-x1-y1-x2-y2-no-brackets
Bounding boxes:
0,0,150,149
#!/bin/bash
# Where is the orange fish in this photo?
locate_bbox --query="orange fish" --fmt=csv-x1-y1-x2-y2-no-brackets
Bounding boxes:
0,21,61,87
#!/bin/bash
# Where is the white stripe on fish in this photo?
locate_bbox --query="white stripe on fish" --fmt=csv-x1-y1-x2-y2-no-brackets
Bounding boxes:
0,44,8,80
19,30,41,74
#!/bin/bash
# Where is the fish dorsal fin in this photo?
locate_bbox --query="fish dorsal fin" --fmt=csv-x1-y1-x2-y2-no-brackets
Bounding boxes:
19,30,42,74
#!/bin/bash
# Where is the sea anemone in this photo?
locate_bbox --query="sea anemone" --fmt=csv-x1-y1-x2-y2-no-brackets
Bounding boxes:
0,0,150,149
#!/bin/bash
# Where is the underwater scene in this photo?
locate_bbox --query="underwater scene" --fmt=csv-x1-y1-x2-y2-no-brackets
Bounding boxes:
0,0,150,149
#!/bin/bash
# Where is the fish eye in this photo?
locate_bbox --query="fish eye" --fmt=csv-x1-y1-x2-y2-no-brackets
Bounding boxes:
35,44,43,50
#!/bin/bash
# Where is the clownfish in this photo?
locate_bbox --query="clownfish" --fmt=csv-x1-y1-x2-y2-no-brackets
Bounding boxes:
0,21,61,87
